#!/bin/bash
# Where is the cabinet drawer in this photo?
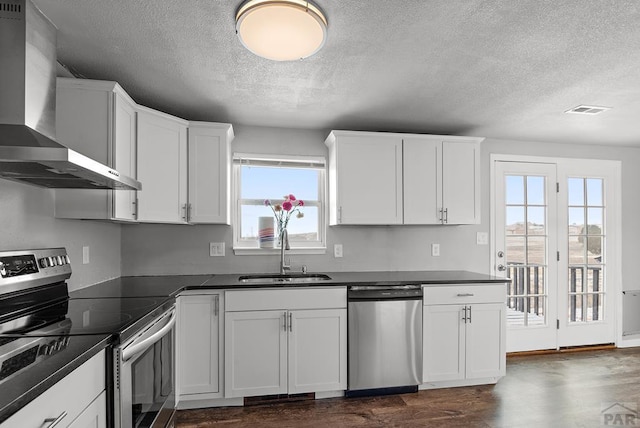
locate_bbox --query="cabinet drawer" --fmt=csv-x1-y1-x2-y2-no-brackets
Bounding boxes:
3,350,105,427
226,287,347,311
423,284,506,305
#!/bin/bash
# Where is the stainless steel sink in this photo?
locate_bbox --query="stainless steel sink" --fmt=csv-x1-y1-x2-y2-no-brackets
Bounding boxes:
238,274,332,284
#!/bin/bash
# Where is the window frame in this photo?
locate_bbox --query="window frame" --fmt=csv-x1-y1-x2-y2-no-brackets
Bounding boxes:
232,153,327,255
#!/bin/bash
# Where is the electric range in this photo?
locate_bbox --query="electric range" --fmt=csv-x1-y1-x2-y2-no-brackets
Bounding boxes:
0,248,176,428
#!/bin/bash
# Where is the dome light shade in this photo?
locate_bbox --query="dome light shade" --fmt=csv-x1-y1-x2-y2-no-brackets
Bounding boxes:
235,0,328,61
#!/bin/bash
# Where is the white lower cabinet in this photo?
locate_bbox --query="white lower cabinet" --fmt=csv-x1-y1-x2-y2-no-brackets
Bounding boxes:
177,292,223,401
422,284,506,385
2,351,106,427
224,288,347,398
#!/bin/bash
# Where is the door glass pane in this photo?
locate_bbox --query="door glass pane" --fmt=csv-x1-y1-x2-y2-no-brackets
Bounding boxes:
567,177,605,324
586,179,603,206
568,178,584,205
505,174,548,328
506,176,525,204
527,207,546,234
527,176,545,205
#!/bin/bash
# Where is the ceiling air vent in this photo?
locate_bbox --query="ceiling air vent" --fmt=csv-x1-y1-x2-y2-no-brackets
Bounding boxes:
565,105,611,115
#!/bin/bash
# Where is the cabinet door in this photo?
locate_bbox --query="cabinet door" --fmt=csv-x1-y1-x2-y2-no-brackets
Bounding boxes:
225,310,288,397
441,140,480,224
423,305,465,382
178,294,221,396
137,109,188,223
68,391,107,428
187,125,231,224
403,137,441,224
288,309,347,394
465,303,506,379
112,91,137,221
333,134,403,224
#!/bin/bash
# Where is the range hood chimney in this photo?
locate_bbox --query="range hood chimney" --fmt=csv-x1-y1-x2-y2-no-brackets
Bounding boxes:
0,0,141,190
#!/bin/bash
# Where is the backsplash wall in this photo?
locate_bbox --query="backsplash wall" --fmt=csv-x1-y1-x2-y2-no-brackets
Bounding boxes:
0,179,122,291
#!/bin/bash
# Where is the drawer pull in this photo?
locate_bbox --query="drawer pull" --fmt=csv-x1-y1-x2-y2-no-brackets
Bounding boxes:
457,293,475,297
44,411,68,428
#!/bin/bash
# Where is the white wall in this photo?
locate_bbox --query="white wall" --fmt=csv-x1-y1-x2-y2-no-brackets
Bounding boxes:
0,179,121,291
121,125,640,289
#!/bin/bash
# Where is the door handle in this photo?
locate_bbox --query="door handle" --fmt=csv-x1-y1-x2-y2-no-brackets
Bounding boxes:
462,306,468,323
468,306,472,323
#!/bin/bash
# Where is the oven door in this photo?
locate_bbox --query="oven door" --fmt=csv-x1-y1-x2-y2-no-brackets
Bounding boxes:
115,307,176,428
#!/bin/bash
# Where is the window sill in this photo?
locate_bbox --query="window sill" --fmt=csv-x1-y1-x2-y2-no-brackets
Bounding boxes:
233,247,327,256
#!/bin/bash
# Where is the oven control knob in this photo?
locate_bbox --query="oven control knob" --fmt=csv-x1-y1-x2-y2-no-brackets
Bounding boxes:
39,258,48,268
64,255,70,265
56,256,63,265
48,257,56,266
0,261,5,277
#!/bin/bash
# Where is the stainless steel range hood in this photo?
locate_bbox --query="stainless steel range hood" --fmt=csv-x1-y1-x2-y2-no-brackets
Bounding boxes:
0,0,141,190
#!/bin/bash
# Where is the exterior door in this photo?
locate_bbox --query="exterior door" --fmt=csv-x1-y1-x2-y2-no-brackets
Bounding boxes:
556,161,617,347
494,161,559,352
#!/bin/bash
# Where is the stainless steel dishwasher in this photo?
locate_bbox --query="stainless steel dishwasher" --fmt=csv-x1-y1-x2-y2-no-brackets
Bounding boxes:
347,284,423,397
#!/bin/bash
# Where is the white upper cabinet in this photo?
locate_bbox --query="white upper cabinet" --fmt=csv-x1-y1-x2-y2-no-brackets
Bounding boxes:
404,136,482,225
325,131,403,225
136,106,188,223
326,130,482,226
54,78,137,221
187,122,234,224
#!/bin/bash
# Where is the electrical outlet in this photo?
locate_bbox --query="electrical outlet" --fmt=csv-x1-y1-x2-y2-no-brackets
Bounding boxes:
431,243,440,257
210,242,225,257
477,232,489,245
82,246,90,264
334,244,343,258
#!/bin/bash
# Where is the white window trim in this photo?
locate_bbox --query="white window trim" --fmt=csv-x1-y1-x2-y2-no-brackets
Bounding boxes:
232,153,327,255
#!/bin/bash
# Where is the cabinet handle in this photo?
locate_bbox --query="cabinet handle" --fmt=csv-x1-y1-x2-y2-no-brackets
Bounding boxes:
187,203,193,222
44,411,68,428
132,199,138,219
457,293,474,297
182,204,188,221
444,208,448,224
439,208,443,223
289,312,293,332
283,312,288,331
214,295,219,317
338,206,342,224
468,306,472,323
462,306,468,323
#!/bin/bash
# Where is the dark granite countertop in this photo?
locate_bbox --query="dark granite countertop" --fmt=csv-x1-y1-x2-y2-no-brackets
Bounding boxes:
0,334,111,424
194,270,508,289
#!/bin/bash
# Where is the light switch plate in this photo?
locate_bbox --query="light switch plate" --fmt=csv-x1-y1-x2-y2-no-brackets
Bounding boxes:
210,242,225,257
477,232,489,245
431,243,440,257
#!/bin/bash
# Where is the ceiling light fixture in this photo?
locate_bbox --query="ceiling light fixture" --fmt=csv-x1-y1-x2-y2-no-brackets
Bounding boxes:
235,0,328,61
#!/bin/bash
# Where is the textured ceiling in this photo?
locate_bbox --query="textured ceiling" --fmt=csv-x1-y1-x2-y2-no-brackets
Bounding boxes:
34,0,640,146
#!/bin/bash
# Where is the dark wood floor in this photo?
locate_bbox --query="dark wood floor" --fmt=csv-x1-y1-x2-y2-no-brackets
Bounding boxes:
177,348,640,427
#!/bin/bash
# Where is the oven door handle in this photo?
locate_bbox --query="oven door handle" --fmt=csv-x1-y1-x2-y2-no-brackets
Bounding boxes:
122,308,176,362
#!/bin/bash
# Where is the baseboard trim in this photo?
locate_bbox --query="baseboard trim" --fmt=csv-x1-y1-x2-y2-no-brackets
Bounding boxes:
507,343,616,357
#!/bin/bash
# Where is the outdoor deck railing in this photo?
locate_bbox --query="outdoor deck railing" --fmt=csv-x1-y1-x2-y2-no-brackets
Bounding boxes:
506,263,602,322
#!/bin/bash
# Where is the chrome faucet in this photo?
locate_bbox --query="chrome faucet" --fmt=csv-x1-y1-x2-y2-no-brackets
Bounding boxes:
280,229,291,275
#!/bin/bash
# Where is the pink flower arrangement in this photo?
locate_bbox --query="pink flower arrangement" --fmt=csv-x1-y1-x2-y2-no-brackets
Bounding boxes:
264,194,305,236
